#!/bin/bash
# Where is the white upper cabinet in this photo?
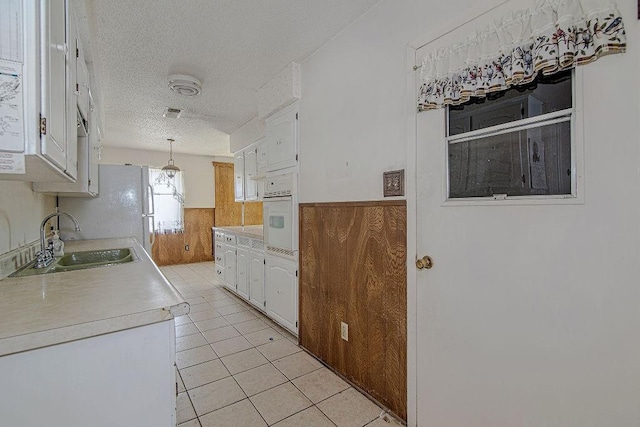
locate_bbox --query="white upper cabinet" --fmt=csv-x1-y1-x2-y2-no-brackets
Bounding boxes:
244,146,258,201
40,0,68,172
233,140,264,202
234,151,245,202
75,39,90,120
0,0,88,183
265,103,298,172
256,138,268,176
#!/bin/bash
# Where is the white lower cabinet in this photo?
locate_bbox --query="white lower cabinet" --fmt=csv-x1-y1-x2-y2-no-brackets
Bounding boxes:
0,320,177,427
249,249,265,310
265,255,298,334
223,245,236,292
213,229,297,336
236,247,250,300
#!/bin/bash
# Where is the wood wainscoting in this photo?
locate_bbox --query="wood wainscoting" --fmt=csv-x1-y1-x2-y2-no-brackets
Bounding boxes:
152,208,214,266
213,162,262,226
299,200,407,420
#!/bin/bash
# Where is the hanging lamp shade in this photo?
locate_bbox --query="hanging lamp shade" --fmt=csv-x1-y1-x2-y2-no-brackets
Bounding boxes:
162,138,180,178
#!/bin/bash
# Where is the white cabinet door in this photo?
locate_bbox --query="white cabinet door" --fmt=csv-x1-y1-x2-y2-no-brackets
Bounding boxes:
64,6,78,180
236,247,249,300
265,255,297,333
256,138,268,176
265,106,297,172
234,152,244,201
87,106,99,194
249,250,265,310
40,0,68,172
76,39,90,120
223,245,236,291
244,147,258,201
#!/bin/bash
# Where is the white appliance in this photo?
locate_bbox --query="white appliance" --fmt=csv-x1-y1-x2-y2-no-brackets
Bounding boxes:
263,172,297,258
58,164,155,253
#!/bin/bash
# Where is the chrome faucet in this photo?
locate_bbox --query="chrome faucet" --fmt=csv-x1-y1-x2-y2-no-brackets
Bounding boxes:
35,211,81,269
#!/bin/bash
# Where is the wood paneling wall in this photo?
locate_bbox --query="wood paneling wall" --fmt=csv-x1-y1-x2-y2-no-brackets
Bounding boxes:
152,208,214,266
214,162,241,226
213,162,262,226
299,201,407,421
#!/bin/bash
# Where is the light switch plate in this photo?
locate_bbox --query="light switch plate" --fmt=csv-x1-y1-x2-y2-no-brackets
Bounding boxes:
383,169,404,197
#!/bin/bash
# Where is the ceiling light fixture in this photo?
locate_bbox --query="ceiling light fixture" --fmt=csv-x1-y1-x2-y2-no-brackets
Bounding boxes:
162,138,180,178
168,74,202,96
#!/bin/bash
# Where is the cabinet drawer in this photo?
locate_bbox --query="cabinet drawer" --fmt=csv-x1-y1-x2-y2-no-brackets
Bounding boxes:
214,252,224,266
214,231,225,243
224,235,236,245
215,242,224,252
215,265,224,278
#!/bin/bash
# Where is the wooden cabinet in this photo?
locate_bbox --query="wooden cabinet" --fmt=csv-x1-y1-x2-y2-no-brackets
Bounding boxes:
249,242,265,310
265,255,297,334
265,103,298,172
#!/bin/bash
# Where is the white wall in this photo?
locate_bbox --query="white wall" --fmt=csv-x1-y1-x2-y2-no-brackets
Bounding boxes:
0,181,56,255
299,0,488,202
99,147,230,208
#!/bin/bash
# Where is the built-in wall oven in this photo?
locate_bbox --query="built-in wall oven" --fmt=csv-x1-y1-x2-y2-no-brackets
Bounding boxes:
263,172,297,258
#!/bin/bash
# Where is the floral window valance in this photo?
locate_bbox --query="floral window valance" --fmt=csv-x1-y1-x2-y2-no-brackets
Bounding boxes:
417,0,626,111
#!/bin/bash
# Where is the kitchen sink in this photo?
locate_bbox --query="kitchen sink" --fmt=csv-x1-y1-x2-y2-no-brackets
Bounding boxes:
11,248,135,277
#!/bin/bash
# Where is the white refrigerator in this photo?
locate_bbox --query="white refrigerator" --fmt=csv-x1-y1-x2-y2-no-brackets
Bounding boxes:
58,165,155,253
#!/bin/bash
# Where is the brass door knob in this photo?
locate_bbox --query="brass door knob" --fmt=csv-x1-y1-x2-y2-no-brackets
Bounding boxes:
416,255,433,270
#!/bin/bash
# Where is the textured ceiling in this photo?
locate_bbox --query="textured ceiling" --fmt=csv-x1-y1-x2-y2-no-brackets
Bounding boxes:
81,0,380,156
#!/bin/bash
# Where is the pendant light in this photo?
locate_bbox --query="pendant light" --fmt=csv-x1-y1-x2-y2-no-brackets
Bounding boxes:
162,138,180,178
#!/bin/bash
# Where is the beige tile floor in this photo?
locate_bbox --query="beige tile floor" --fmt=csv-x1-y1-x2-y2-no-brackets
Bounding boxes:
161,262,404,427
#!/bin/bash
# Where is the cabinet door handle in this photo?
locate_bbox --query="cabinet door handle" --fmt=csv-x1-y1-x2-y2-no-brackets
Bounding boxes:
52,43,68,54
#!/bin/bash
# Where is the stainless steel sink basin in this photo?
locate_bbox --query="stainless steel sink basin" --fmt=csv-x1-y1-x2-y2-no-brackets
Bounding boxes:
11,248,135,277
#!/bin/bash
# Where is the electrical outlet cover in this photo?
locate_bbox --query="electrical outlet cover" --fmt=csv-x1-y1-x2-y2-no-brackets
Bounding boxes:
341,322,349,341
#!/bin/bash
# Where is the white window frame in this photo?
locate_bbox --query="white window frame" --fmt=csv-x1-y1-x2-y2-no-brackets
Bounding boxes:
442,68,585,207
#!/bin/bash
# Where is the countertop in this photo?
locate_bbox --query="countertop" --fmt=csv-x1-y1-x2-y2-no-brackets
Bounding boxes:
213,225,264,240
0,237,189,357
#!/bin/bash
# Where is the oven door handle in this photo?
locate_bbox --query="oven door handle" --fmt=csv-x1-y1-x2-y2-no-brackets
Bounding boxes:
263,196,292,202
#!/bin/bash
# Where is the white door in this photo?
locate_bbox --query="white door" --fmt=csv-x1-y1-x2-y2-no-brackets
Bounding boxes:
234,152,244,201
265,255,297,333
256,138,268,176
236,247,249,300
249,250,265,309
40,0,67,171
414,70,640,426
244,147,258,201
223,246,236,291
265,104,297,172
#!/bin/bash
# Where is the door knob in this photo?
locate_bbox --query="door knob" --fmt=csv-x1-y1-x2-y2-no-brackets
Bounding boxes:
416,255,433,270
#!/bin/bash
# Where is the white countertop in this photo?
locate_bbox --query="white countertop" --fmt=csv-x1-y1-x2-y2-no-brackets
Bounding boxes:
0,237,188,357
214,225,264,240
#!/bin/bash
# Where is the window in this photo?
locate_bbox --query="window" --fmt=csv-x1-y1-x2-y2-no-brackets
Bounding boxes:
447,70,573,199
149,168,184,233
